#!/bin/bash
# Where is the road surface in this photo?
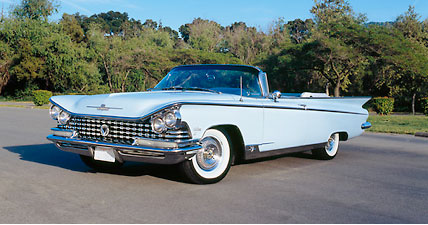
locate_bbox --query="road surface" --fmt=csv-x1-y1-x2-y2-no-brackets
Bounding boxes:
0,107,427,223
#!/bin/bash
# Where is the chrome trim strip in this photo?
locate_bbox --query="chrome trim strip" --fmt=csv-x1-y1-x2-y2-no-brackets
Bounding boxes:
86,105,123,110
172,64,262,72
182,102,368,115
51,99,368,120
244,142,326,160
361,122,372,129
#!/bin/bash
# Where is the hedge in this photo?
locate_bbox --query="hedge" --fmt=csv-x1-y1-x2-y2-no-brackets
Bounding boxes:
421,97,428,116
32,90,53,106
372,97,394,115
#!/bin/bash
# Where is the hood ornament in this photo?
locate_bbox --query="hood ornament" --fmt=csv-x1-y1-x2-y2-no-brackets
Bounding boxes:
87,104,123,111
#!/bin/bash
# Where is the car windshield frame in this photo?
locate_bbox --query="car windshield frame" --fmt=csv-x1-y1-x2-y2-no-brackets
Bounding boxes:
152,65,263,98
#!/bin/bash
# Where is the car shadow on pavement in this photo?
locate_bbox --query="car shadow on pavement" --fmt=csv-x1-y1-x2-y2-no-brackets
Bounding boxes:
3,143,189,183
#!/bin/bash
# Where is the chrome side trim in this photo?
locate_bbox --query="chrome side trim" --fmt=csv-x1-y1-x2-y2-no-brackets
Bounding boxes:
361,122,372,129
244,143,326,160
51,99,368,120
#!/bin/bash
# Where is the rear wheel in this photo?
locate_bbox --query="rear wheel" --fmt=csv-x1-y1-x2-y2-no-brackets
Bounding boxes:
312,133,339,160
180,128,233,184
80,155,123,171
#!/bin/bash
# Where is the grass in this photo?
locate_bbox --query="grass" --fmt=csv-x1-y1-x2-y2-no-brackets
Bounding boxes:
0,96,33,102
368,114,428,135
0,104,50,109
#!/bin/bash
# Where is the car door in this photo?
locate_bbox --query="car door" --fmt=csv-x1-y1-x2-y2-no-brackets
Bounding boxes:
260,97,310,152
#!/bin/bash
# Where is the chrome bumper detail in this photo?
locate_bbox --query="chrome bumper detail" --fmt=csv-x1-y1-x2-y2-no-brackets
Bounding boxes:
46,134,201,164
361,122,372,129
51,128,77,138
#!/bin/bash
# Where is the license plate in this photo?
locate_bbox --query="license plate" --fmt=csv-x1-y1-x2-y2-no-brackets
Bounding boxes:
94,146,116,162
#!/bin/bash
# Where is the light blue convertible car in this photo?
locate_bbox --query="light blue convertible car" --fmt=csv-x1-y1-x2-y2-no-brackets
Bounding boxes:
47,64,371,184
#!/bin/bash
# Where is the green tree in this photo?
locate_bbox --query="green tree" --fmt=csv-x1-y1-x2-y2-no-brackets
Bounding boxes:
287,18,314,44
393,6,428,113
221,22,271,64
182,18,223,52
60,13,85,43
308,0,366,96
0,39,13,95
12,0,58,21
394,6,425,45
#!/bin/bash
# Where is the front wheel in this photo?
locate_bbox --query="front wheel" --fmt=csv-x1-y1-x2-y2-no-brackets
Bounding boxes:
312,133,340,160
179,128,233,184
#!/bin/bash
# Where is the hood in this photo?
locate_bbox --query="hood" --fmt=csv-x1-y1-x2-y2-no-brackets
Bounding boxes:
50,91,236,119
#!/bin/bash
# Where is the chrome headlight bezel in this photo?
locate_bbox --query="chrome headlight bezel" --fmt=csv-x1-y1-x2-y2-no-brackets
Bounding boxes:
49,105,61,120
58,111,71,125
151,115,166,133
151,106,182,134
163,110,181,128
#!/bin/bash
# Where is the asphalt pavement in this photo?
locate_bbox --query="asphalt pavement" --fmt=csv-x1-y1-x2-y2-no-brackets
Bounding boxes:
1,107,428,223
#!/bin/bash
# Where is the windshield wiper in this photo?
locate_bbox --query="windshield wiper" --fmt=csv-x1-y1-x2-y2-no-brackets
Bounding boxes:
161,86,184,91
161,86,220,94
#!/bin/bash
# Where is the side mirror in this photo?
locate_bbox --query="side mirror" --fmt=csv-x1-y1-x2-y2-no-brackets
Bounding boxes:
272,90,281,102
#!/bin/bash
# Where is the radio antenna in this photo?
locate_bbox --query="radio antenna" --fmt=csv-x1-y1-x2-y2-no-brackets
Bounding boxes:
239,76,243,102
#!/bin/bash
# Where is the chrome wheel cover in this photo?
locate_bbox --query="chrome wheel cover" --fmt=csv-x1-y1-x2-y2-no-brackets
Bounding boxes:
196,137,222,171
325,136,335,152
324,133,339,157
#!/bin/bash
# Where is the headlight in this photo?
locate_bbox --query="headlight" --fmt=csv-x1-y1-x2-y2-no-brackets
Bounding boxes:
152,116,166,133
49,105,61,120
163,110,180,128
58,111,71,125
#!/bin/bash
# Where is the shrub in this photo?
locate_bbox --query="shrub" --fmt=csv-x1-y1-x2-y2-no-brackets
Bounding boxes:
32,90,53,106
372,97,394,115
421,97,428,116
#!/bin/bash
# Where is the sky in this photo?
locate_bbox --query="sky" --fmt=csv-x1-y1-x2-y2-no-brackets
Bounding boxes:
1,0,427,31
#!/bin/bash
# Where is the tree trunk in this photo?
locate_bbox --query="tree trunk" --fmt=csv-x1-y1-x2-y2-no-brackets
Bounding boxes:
334,80,340,97
412,93,416,115
104,61,112,92
325,82,329,96
100,54,113,92
121,70,130,92
0,67,10,95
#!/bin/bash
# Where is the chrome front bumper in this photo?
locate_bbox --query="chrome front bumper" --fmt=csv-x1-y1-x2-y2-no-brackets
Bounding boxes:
46,134,202,165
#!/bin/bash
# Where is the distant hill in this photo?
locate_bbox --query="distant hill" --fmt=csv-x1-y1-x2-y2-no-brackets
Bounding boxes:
365,21,395,27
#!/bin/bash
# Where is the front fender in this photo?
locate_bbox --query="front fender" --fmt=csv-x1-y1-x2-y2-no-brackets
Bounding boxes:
179,104,262,147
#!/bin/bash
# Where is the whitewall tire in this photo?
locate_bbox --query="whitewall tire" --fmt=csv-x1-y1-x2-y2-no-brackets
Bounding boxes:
180,128,233,184
312,133,340,160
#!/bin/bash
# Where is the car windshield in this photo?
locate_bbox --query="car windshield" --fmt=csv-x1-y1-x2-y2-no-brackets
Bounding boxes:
153,65,262,97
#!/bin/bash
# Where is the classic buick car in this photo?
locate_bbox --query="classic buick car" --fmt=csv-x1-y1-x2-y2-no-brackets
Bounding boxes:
47,64,371,184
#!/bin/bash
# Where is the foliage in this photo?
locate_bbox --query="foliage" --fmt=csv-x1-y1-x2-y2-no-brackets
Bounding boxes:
0,0,427,115
421,97,428,116
372,97,395,115
32,89,52,105
12,0,58,21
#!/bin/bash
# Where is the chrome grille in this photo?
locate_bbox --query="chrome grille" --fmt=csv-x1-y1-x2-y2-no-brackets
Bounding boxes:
58,116,191,145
